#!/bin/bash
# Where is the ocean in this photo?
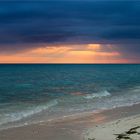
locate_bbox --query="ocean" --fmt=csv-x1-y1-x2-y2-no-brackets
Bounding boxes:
0,64,140,129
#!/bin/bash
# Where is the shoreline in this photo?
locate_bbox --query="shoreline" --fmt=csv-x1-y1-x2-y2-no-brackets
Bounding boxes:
0,103,140,140
1,102,140,131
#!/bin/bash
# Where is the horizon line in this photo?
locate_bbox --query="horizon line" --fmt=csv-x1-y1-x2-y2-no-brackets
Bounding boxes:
0,63,140,65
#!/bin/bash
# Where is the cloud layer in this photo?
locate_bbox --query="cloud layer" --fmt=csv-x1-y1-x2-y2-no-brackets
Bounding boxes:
0,0,140,63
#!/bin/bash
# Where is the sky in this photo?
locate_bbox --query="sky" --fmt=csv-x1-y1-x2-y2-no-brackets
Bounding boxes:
0,0,140,63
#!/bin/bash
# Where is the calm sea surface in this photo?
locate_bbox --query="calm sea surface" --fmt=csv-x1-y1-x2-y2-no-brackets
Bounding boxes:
0,64,140,129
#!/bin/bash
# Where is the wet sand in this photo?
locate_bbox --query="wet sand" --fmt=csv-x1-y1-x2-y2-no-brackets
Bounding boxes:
0,104,140,140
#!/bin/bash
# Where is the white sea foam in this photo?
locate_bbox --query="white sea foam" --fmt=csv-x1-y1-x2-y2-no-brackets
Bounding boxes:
1,86,140,130
0,99,58,126
84,90,111,99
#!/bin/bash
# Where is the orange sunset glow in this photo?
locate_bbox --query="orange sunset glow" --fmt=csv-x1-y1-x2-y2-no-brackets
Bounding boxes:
0,44,131,63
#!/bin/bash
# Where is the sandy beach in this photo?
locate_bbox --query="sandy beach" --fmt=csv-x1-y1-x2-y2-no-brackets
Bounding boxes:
0,103,140,140
84,115,140,140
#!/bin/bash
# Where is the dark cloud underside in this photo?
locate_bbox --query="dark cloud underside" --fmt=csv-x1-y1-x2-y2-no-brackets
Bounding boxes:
0,0,140,60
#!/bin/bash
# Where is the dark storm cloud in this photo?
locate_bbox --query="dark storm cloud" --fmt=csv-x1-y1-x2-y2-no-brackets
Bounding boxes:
0,0,140,56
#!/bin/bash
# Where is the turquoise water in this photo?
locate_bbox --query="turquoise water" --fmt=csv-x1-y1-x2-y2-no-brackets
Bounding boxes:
0,64,140,129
